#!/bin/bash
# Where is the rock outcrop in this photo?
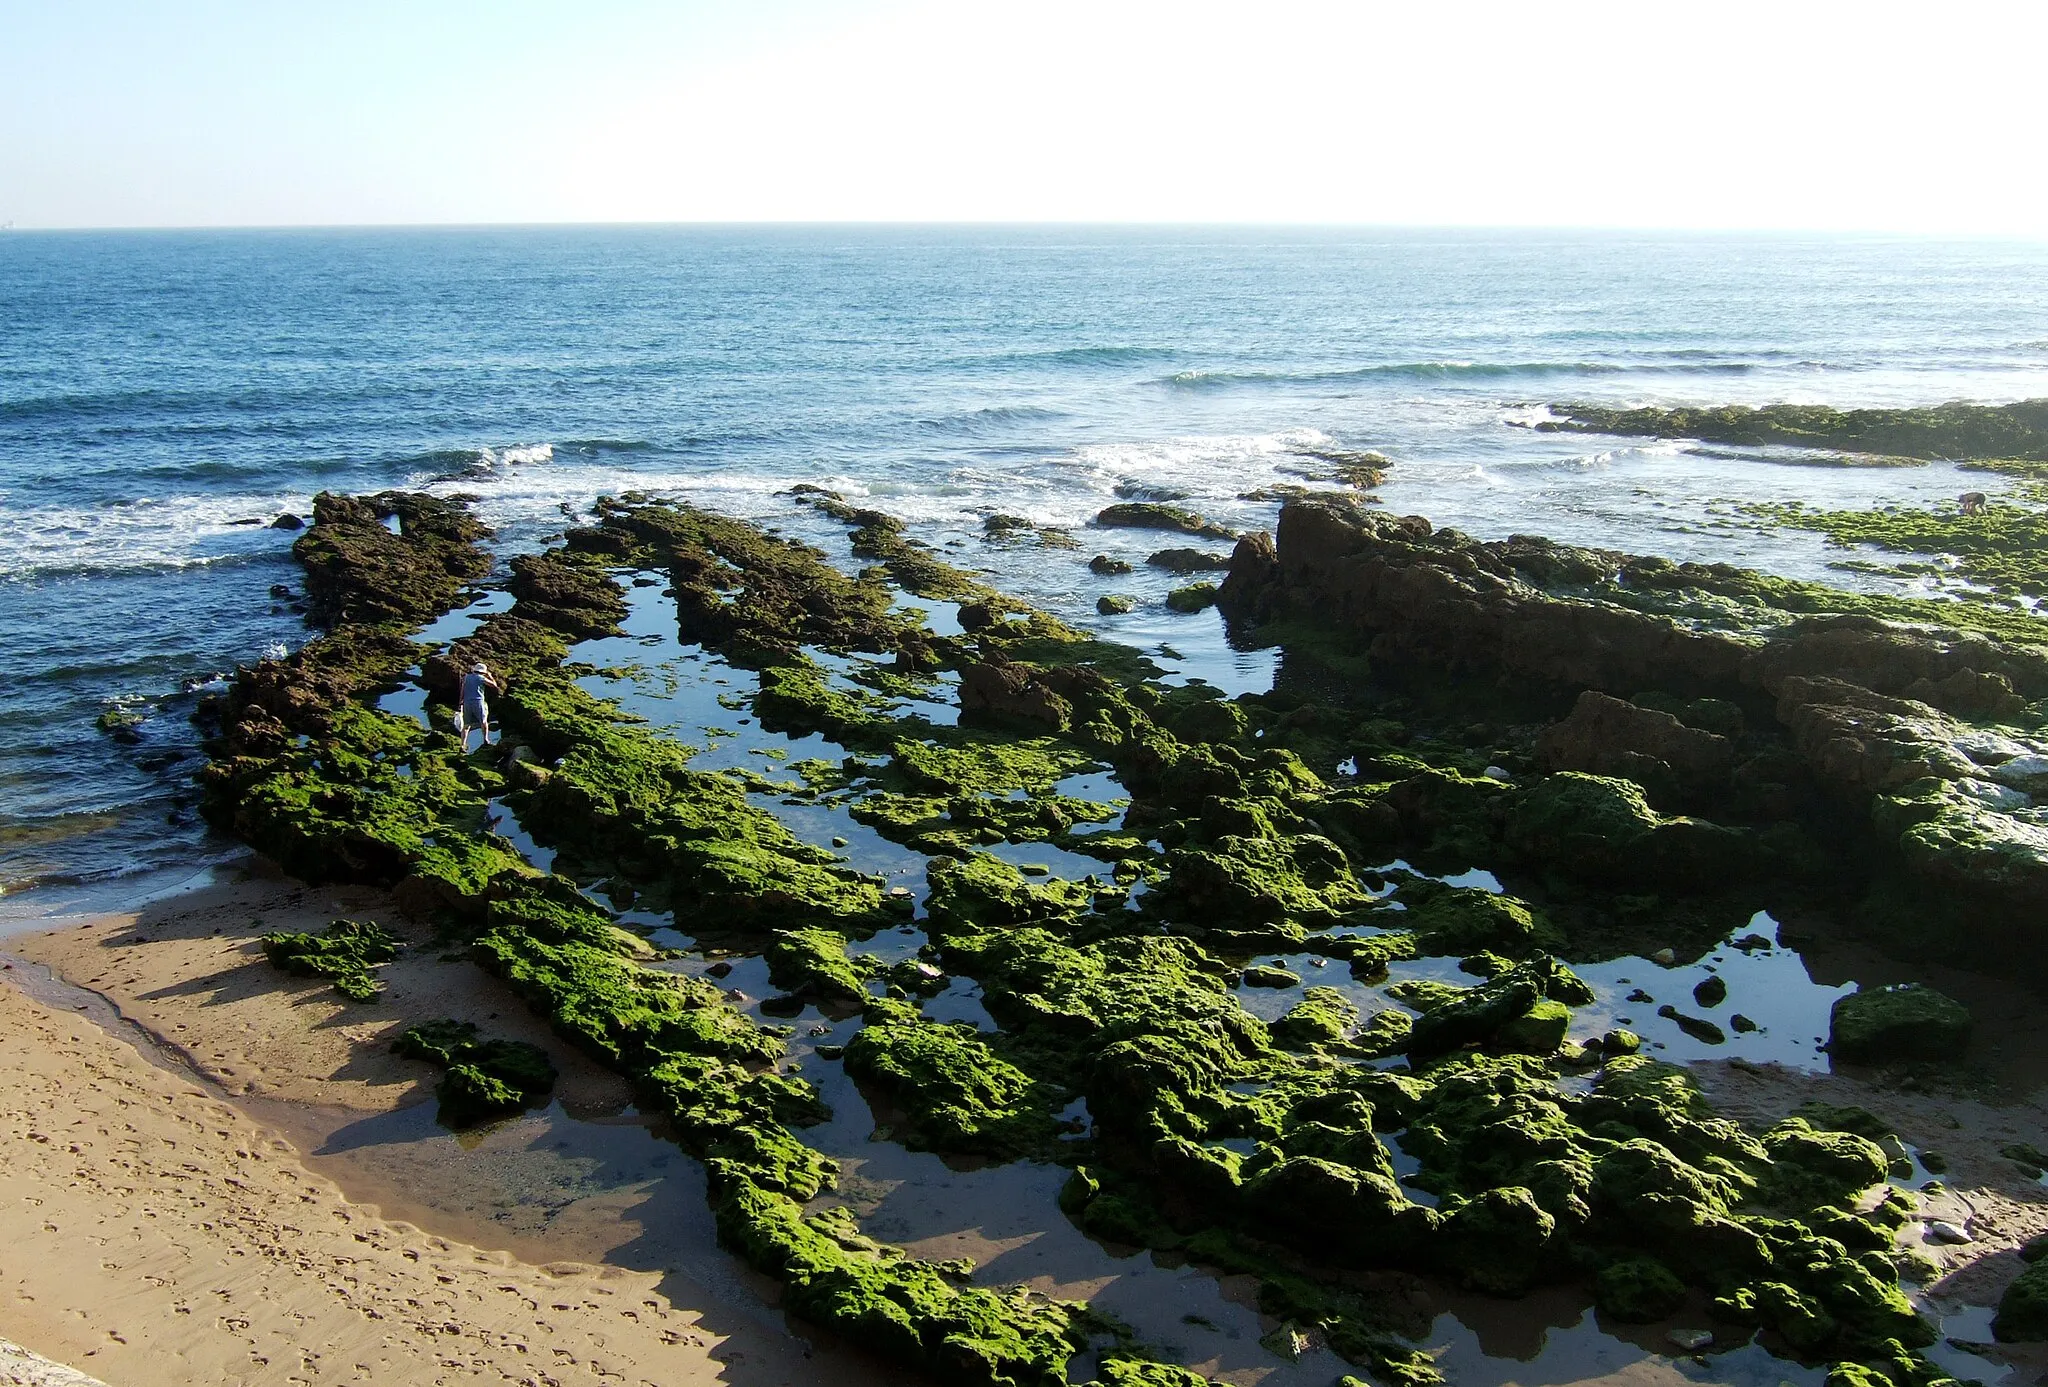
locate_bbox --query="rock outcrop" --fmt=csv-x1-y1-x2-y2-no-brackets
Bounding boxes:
1220,498,2048,937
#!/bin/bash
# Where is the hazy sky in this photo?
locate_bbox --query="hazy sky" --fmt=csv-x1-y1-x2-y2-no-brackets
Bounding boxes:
4,0,2045,232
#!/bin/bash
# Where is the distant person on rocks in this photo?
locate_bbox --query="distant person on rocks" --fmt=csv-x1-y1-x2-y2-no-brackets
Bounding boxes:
457,661,503,750
1959,491,1988,515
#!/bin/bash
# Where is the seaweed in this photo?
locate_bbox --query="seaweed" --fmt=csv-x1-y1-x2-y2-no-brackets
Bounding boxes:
260,918,403,1001
391,1018,559,1124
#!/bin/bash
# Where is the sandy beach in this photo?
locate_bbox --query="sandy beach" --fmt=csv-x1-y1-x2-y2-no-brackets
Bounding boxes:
0,871,894,1387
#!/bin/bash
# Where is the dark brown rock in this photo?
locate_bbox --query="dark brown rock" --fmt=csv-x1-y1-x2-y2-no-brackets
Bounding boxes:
1536,691,1735,796
957,661,1072,729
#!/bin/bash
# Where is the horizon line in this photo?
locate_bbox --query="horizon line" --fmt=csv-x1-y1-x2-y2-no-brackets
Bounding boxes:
6,218,2048,243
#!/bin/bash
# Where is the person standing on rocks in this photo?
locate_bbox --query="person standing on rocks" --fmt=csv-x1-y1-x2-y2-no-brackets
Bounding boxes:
457,661,503,751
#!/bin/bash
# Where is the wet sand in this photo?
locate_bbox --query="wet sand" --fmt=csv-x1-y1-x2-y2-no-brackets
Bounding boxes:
0,871,895,1387
7,867,629,1114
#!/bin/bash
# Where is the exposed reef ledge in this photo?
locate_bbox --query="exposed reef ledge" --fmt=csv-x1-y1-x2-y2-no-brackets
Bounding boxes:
1535,398,2048,463
1219,497,2048,955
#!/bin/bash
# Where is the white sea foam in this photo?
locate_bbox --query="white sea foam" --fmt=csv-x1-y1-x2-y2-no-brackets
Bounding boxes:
0,492,312,581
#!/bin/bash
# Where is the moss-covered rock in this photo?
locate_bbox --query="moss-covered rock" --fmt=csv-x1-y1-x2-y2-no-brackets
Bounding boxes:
260,918,403,1001
1997,1260,2048,1341
843,1000,1058,1157
392,1018,558,1125
1094,503,1236,542
1828,984,1973,1064
1596,1256,1687,1321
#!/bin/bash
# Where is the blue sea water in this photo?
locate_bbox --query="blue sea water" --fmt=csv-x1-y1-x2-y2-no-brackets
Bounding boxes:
4,225,2048,903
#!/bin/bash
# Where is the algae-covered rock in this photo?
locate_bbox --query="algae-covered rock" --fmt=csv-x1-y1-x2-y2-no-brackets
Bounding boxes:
1595,1256,1687,1322
843,1004,1055,1157
1434,1185,1555,1293
764,927,873,1005
1541,399,2048,462
1536,690,1735,798
1761,1119,1889,1207
1097,1356,1216,1386
1270,986,1358,1049
260,918,403,1001
1883,783,2048,909
1828,984,1973,1063
294,491,491,628
1998,1260,2048,1341
1504,773,1750,888
1405,960,1578,1057
392,1018,558,1125
1146,547,1232,575
1094,503,1236,542
1240,1156,1431,1263
1097,594,1137,615
1165,583,1219,614
1493,999,1572,1055
1406,887,1552,957
95,705,145,743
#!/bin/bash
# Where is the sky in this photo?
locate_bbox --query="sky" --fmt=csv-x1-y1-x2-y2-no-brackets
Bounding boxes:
3,0,2046,233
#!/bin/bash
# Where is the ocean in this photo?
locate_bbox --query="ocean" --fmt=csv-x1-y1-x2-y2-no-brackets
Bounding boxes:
4,224,2047,905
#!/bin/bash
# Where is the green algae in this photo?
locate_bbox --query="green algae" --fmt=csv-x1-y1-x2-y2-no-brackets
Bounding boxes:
843,997,1061,1157
260,918,402,1001
391,1018,558,1125
1164,582,1219,614
1269,986,1359,1049
1827,984,1973,1063
1996,1259,2048,1342
1742,497,2048,598
1595,1256,1687,1321
763,926,875,1006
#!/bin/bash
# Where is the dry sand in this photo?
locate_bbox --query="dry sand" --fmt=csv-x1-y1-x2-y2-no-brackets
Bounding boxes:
0,870,894,1387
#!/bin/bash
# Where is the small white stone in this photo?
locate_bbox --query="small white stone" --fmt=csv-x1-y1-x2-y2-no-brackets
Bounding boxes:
1990,754,2048,793
1928,1220,1974,1244
1651,947,1677,966
1953,730,2031,765
1956,778,2032,811
1666,1328,1713,1351
1483,765,1511,781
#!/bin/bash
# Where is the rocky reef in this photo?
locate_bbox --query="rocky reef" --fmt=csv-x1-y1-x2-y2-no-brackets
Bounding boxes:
185,484,2039,1386
1537,399,2048,463
1217,495,2048,971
